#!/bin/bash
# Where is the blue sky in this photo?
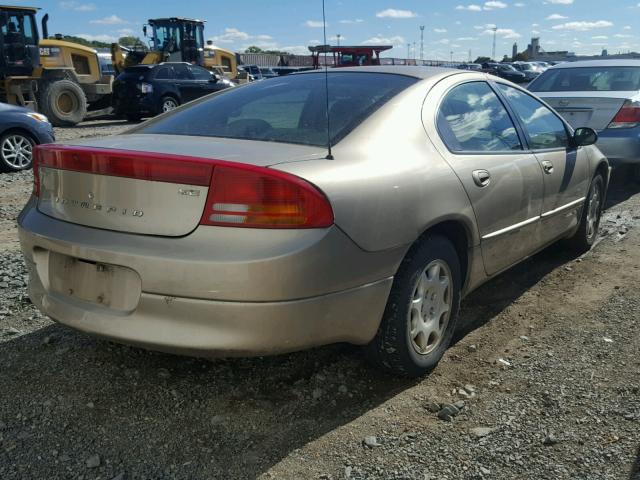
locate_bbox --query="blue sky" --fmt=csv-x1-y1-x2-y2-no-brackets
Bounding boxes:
19,0,640,60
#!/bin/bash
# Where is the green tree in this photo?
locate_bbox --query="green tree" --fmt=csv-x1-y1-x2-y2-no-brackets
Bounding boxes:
515,52,529,61
118,36,146,48
60,35,110,48
245,46,264,53
474,56,491,64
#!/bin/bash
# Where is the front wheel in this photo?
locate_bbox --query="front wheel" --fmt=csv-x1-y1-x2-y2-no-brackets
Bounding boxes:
566,173,605,253
0,132,35,172
365,235,461,377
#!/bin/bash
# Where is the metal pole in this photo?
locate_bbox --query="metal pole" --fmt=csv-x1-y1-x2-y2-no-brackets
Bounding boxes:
413,42,416,60
336,34,341,46
407,43,410,60
492,26,497,61
419,25,425,61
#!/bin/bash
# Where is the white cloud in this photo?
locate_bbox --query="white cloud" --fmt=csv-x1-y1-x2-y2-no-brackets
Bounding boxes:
457,36,477,41
59,1,95,11
304,20,327,28
434,39,450,44
363,35,405,46
484,1,508,9
592,35,608,39
339,18,364,24
552,21,613,31
117,28,135,36
376,9,417,18
75,33,117,42
456,4,483,11
547,0,573,3
210,28,273,45
546,14,568,20
624,26,632,30
90,15,128,25
484,28,521,39
614,34,633,38
434,28,448,33
514,2,526,6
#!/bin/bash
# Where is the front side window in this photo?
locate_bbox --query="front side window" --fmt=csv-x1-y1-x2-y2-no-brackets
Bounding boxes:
189,65,213,80
172,64,192,80
497,83,568,150
437,81,522,153
136,72,417,147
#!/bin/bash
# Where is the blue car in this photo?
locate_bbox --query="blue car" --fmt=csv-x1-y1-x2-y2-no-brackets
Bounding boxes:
0,103,55,172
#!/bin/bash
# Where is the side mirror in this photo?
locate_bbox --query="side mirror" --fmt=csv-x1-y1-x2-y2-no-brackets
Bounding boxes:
573,127,598,147
209,74,220,82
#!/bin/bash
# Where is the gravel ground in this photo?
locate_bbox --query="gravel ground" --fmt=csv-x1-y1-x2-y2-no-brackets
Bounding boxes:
0,125,639,479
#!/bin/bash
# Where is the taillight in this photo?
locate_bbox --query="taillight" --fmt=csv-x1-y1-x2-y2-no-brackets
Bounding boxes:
607,100,640,129
200,164,334,229
32,146,41,197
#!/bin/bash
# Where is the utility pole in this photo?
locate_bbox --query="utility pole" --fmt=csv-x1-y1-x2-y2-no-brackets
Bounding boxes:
450,50,453,63
491,26,497,61
468,49,472,62
407,43,410,60
336,33,341,46
413,41,417,59
419,25,425,61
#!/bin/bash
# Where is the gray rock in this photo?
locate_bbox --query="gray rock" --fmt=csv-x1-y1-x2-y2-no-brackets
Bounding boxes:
425,401,441,413
543,434,559,446
469,427,497,438
437,404,460,421
363,436,381,448
86,454,101,468
453,400,465,410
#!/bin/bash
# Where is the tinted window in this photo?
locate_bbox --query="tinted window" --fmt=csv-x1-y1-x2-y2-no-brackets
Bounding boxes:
154,66,173,80
530,66,640,92
189,65,213,80
497,84,568,150
437,82,522,153
172,64,192,80
137,73,417,147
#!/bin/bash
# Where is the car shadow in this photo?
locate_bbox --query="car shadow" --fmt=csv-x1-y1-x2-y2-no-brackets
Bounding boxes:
605,165,640,210
631,445,640,480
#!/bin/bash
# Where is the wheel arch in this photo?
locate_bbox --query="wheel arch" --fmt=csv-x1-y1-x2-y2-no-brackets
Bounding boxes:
0,127,38,143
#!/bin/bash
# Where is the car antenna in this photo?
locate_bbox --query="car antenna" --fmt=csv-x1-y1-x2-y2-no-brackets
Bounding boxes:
321,0,334,160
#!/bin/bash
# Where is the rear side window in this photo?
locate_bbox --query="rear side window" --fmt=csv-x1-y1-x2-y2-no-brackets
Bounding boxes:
497,84,568,150
530,66,640,92
172,64,193,80
136,73,417,147
154,66,173,80
437,81,522,153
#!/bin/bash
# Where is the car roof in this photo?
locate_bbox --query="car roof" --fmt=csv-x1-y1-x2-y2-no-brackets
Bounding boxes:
298,65,460,80
551,59,640,69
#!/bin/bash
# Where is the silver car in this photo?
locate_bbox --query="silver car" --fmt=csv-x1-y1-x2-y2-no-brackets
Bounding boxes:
19,67,608,376
529,60,640,174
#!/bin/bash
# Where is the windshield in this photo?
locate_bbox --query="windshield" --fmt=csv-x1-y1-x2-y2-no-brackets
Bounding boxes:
136,72,417,147
529,66,640,92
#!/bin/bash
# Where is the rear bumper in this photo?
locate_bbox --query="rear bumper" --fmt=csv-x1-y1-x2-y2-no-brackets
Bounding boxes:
596,128,640,165
18,200,401,355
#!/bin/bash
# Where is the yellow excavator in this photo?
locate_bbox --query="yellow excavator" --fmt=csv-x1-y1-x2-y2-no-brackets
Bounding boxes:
0,5,112,126
111,17,245,82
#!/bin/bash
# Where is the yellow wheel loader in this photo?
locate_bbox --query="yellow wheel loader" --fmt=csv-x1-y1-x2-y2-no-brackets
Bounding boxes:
0,5,112,126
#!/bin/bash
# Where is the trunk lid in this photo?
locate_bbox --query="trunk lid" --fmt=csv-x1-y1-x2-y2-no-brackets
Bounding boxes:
538,91,634,130
36,135,327,237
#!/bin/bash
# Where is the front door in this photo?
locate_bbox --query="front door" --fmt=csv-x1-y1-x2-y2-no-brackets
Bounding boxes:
171,63,200,102
0,11,39,77
495,83,590,242
431,81,545,275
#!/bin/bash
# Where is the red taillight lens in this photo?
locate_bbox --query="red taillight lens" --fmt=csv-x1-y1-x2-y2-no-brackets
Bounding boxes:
32,146,41,197
608,100,640,129
200,165,334,229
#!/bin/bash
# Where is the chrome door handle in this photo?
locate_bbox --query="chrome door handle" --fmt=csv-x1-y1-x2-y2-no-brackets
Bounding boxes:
542,161,554,174
472,169,491,188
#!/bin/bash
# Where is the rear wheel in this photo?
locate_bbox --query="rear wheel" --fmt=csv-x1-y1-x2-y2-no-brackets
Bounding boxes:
365,235,461,377
159,96,179,114
39,79,87,127
566,173,605,253
0,131,35,172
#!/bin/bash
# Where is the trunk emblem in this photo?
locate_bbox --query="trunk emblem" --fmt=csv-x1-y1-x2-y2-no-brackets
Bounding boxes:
178,189,201,197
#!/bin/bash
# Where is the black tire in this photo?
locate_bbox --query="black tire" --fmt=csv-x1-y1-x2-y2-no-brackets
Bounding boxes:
158,96,179,115
365,235,462,377
0,131,35,172
39,79,87,127
566,173,605,253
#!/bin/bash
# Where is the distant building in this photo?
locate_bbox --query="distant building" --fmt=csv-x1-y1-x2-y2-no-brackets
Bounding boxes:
512,42,518,61
526,36,640,62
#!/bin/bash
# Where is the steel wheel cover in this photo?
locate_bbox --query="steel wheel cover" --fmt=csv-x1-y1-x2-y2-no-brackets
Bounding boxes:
408,259,453,355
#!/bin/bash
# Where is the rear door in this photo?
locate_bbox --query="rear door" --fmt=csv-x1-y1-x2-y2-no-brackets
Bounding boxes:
430,80,545,276
496,83,590,242
171,63,199,102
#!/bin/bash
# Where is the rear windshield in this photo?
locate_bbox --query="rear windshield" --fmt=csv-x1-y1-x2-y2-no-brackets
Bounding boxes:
135,72,417,146
529,66,640,92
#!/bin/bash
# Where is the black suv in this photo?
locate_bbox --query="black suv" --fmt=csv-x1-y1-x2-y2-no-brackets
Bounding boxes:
112,62,234,121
